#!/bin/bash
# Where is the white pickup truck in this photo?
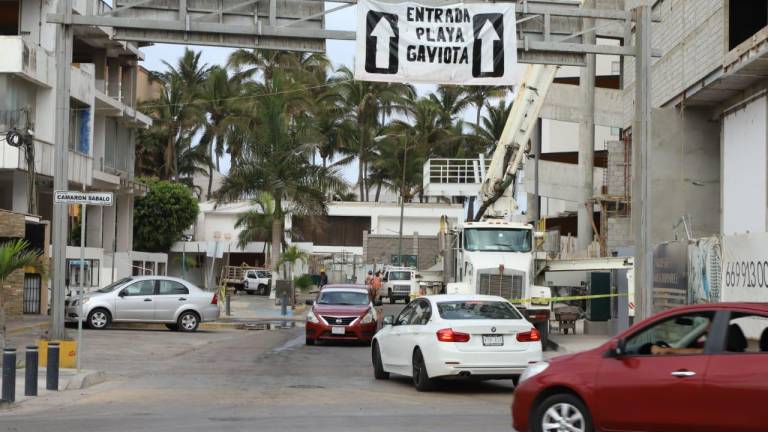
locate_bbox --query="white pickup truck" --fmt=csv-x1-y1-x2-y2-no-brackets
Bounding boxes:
382,267,418,304
242,269,272,295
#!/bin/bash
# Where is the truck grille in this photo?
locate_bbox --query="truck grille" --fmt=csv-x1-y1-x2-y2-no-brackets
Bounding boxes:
478,273,524,300
321,316,357,326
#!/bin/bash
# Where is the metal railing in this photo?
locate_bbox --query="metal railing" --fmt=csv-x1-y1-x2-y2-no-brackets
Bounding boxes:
423,158,490,186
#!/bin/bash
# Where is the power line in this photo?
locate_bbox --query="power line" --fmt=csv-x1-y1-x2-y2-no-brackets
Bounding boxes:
61,79,353,113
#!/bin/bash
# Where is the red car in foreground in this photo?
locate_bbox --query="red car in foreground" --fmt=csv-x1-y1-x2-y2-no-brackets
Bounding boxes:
305,284,382,345
512,303,768,432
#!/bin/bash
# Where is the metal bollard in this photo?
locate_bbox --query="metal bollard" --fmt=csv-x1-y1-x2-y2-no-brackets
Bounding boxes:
226,293,231,316
25,346,38,397
46,342,59,391
2,348,16,402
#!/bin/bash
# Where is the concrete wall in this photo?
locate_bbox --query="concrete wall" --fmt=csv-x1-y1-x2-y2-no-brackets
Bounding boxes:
650,106,721,244
624,0,725,124
363,232,440,271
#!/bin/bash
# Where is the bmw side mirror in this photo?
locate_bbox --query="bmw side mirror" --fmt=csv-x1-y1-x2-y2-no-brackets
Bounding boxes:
305,299,314,306
374,299,383,307
383,315,394,326
118,291,126,298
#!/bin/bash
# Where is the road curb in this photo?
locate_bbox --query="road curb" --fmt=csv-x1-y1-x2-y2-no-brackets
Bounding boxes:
63,370,107,390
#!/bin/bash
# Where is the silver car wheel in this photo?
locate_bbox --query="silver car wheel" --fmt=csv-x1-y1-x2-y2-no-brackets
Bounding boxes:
90,311,108,328
181,313,197,330
542,403,586,432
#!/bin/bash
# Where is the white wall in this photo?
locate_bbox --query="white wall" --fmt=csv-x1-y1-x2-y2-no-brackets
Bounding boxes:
723,96,767,235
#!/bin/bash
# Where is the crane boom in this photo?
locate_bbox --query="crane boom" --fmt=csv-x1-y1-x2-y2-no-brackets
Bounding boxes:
475,64,558,221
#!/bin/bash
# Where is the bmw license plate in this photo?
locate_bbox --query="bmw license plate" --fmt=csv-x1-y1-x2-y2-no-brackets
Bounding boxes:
482,335,504,346
331,326,346,335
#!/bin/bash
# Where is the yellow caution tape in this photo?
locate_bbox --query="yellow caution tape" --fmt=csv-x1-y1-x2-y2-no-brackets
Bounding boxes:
408,291,632,304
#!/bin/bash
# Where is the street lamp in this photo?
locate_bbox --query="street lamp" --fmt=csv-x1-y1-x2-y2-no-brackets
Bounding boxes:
374,132,409,267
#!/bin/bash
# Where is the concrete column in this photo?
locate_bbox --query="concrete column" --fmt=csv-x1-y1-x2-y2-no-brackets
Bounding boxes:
115,193,133,252
577,0,596,252
85,206,102,248
106,58,120,99
11,171,28,214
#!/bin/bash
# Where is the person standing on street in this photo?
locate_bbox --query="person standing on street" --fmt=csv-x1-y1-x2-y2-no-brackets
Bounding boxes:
319,269,328,288
371,271,383,301
365,270,373,287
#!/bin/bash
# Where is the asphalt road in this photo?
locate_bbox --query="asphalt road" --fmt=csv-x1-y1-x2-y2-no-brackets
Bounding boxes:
0,302,519,432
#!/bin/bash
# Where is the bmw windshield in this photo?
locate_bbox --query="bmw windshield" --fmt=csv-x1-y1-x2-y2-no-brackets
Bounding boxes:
464,228,532,252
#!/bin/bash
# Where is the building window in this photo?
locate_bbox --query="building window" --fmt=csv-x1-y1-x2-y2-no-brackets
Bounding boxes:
132,260,143,276
66,259,100,288
68,100,90,155
0,1,19,36
729,0,768,50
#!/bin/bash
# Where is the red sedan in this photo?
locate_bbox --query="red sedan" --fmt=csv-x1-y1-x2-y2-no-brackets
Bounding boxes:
305,285,382,345
512,302,768,432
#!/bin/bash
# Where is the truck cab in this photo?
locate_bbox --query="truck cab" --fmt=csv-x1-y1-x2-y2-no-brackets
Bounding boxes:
446,220,552,336
243,269,272,296
382,267,418,304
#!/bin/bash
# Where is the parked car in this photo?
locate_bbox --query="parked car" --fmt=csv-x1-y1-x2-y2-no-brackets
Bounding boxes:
305,284,382,345
382,267,418,304
243,269,271,295
65,276,220,332
512,302,768,432
371,294,543,391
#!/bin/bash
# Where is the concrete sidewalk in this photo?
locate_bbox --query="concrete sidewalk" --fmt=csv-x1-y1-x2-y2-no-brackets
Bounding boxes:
548,319,611,354
0,368,106,409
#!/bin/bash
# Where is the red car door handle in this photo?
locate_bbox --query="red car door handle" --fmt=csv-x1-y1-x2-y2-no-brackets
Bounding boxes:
671,370,696,377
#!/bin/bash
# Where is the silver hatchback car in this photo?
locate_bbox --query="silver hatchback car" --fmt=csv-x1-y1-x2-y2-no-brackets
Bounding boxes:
66,276,220,332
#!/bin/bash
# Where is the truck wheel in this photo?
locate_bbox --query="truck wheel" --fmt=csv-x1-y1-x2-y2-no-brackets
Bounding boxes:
258,284,267,295
246,290,256,295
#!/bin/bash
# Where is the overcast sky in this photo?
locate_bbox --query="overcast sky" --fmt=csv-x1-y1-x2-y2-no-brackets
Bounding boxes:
138,2,504,186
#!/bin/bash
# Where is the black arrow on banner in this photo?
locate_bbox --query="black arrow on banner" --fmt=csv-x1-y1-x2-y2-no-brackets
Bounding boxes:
365,11,399,74
472,13,504,78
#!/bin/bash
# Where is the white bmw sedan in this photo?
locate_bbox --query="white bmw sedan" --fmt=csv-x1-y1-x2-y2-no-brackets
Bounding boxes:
371,294,543,391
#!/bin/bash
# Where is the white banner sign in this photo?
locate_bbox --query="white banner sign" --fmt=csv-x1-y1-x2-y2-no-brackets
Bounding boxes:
721,232,768,302
354,0,518,85
54,190,114,206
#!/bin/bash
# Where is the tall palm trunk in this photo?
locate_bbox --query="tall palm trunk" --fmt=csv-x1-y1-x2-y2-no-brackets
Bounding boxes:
358,128,365,201
207,164,214,200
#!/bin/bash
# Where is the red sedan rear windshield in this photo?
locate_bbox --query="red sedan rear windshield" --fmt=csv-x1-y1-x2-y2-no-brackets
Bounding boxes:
437,301,522,320
317,291,369,306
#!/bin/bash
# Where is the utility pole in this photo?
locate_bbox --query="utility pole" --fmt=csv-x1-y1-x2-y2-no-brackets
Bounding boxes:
632,4,653,320
577,0,596,253
50,0,73,340
397,134,407,266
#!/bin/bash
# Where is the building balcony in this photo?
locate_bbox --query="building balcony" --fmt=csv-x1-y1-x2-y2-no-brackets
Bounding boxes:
0,139,92,187
0,36,54,87
422,158,490,198
523,160,605,203
71,64,95,105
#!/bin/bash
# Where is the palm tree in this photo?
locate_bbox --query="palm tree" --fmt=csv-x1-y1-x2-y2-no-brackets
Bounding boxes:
469,99,512,155
0,240,46,349
429,85,470,129
217,70,346,279
332,66,414,201
278,245,309,282
234,193,276,261
199,66,239,198
137,49,209,180
461,86,510,127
